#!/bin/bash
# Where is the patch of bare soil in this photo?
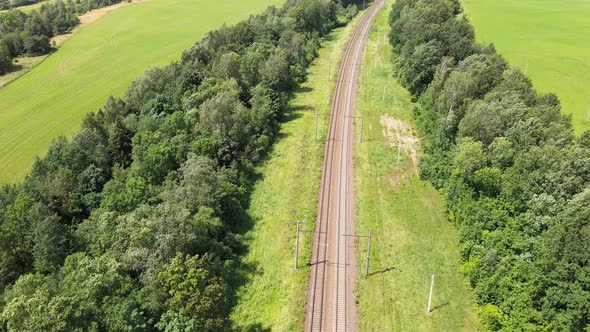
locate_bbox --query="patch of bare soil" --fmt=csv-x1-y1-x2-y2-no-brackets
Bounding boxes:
380,115,421,187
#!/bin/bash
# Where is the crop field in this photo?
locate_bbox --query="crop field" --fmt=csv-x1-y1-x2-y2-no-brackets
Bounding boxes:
354,2,477,330
229,14,362,330
0,0,283,184
0,0,57,13
462,0,590,133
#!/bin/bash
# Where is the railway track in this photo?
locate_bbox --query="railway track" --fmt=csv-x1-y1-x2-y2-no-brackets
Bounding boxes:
304,1,384,331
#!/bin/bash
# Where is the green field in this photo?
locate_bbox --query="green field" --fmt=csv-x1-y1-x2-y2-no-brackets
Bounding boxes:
354,2,477,330
0,0,57,13
462,0,590,133
0,0,283,184
229,15,360,331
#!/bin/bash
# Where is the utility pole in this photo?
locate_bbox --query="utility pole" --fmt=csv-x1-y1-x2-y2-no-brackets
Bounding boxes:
295,221,300,270
427,274,435,313
363,59,368,100
397,141,401,163
448,91,457,114
328,59,332,84
359,63,364,86
440,58,448,75
365,75,368,100
365,228,372,277
360,112,364,143
382,75,388,101
315,107,319,141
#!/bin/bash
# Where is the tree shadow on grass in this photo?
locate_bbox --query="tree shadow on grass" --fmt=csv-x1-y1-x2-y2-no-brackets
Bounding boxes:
281,107,305,123
4,63,23,75
294,86,314,94
431,302,449,312
9,62,23,72
227,80,322,330
240,323,272,332
367,266,395,277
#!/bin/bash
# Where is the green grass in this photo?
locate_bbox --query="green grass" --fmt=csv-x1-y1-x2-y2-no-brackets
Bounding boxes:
229,14,362,331
0,0,283,184
353,1,478,330
462,0,590,134
0,0,57,13
0,54,48,87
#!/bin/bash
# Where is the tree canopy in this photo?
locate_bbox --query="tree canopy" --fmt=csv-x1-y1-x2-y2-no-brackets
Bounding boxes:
389,1,590,330
0,0,364,330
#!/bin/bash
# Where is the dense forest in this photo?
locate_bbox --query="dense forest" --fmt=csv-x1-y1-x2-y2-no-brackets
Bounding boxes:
0,0,361,330
389,0,590,330
0,0,124,74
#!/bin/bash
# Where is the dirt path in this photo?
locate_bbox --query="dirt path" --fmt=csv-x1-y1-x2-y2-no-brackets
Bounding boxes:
304,1,385,331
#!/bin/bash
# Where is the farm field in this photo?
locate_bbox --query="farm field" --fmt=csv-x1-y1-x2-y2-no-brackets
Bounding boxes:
462,0,590,133
0,0,283,184
229,14,361,331
354,2,477,330
0,0,57,13
1,1,134,88
0,54,48,87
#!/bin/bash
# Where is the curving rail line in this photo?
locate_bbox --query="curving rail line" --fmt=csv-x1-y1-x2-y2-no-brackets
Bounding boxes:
304,1,385,331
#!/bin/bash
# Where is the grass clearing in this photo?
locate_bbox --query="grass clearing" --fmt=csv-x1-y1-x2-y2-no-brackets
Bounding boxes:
0,54,48,87
462,0,590,133
0,0,283,184
0,0,58,13
229,14,363,331
0,1,136,88
353,1,478,330
50,0,144,47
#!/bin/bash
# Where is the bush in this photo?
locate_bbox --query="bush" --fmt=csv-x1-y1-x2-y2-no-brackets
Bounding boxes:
23,35,51,56
0,46,11,74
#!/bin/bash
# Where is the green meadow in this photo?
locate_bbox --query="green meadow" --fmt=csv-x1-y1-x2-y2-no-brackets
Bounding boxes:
0,0,57,13
354,1,477,330
462,0,590,133
0,0,283,184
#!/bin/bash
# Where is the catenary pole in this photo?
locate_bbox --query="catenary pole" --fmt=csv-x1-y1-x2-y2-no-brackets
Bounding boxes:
365,228,372,277
427,274,435,313
295,221,300,270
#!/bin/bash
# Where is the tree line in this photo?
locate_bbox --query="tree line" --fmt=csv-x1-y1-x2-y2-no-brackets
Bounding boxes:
0,0,124,74
0,0,42,11
0,0,362,330
388,0,590,330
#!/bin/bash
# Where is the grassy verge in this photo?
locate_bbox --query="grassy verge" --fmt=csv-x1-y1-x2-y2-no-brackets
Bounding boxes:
462,0,590,133
0,55,48,87
0,1,144,89
0,0,283,184
229,13,363,331
0,0,57,14
353,1,478,330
